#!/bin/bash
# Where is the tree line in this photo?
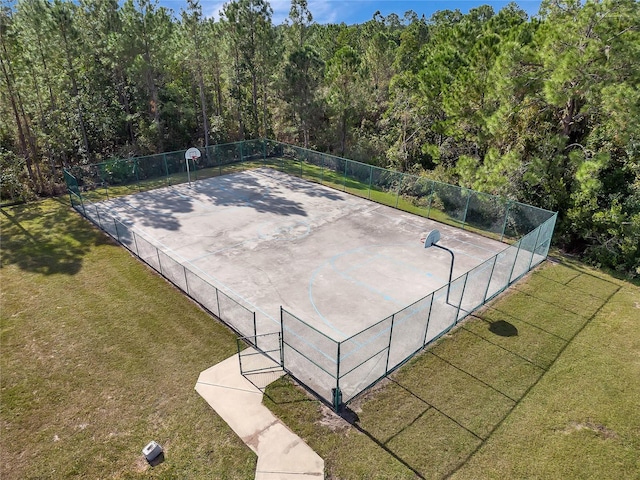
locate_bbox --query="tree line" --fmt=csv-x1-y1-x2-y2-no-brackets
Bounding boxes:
1,0,638,276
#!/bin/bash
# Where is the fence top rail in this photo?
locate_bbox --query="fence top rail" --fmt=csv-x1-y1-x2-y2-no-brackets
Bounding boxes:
281,307,340,345
266,139,556,218
77,140,251,170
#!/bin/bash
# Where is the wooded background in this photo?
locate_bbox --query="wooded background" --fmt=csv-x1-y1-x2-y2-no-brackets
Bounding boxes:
1,0,638,276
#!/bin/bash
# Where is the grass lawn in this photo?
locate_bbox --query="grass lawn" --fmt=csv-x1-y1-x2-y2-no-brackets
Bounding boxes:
264,257,640,479
1,198,256,479
3,194,638,479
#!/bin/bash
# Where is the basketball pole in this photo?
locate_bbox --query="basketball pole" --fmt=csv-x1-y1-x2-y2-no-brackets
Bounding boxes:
186,156,191,187
431,244,454,304
423,230,455,305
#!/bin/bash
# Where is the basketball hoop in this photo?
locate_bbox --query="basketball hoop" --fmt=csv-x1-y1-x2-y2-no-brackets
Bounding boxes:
184,147,202,186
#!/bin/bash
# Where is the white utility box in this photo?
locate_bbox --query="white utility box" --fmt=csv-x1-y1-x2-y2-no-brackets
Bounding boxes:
142,441,163,462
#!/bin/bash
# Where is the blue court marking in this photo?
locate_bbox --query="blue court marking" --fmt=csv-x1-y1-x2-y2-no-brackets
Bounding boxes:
339,251,505,361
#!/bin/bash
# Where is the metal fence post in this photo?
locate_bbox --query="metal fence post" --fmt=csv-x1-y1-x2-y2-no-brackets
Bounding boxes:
135,158,141,192
132,231,140,257
483,256,498,303
183,266,190,295
507,241,522,284
422,295,435,346
163,153,169,186
455,274,469,324
238,339,244,375
334,342,342,412
426,181,435,219
528,225,543,271
253,312,257,347
95,205,102,228
501,201,512,242
385,314,395,375
343,160,347,191
368,165,373,199
395,175,403,208
461,191,472,230
156,248,163,275
280,307,285,368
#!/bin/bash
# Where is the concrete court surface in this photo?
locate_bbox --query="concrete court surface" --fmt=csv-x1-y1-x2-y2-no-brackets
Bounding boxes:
91,168,506,341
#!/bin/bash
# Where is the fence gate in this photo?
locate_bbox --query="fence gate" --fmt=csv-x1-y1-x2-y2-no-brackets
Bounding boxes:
237,332,284,387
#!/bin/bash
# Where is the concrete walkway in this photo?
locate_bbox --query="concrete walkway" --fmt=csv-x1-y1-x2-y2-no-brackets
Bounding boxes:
195,349,324,479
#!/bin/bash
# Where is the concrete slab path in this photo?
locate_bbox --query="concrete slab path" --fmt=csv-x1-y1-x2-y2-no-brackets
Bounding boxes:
195,349,324,479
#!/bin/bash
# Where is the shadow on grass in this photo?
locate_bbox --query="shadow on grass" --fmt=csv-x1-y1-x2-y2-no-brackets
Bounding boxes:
264,260,621,479
0,197,111,275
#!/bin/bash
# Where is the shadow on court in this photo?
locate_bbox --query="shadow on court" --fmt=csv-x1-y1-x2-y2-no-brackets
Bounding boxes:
264,262,620,479
192,172,315,217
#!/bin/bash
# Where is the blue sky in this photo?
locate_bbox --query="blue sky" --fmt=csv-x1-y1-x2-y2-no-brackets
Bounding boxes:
158,0,542,24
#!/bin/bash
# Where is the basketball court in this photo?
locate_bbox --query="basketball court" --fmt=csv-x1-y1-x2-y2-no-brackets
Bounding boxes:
87,167,506,341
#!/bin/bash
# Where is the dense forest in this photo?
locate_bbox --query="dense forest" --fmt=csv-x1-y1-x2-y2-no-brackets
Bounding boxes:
1,0,638,276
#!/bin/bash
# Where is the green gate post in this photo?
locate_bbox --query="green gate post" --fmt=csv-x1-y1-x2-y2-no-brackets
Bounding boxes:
334,342,342,412
280,307,285,368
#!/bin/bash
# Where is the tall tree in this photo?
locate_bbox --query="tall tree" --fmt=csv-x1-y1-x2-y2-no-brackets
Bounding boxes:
326,45,361,156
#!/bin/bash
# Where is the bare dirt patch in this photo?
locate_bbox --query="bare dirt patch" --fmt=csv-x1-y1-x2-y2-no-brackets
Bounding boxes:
561,420,618,439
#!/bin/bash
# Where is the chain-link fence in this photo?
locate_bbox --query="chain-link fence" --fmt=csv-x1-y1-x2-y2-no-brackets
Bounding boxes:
64,176,258,344
64,139,557,411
